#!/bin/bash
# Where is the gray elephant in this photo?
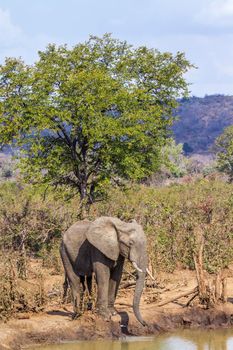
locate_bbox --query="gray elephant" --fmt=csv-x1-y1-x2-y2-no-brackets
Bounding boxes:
60,216,150,326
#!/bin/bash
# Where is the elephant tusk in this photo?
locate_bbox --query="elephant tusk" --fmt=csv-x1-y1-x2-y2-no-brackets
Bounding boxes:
132,261,143,273
146,268,156,281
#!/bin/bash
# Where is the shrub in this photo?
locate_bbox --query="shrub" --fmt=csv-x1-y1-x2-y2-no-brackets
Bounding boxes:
0,178,232,320
92,179,233,272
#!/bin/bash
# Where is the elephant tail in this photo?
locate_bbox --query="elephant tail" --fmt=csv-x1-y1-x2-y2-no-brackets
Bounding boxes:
62,272,69,303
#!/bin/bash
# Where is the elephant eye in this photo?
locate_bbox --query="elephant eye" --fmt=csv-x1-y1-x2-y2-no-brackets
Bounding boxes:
129,238,135,246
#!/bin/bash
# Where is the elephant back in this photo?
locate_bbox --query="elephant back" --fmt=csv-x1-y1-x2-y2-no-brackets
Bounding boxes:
63,220,91,263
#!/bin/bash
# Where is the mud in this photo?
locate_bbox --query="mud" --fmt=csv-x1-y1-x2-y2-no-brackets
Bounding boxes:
1,268,233,349
1,302,233,350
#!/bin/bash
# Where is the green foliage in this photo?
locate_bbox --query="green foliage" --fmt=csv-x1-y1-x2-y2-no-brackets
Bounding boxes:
160,138,188,177
214,125,233,181
0,34,192,204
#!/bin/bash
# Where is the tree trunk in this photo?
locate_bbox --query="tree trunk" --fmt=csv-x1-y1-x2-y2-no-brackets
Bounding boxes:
77,184,89,219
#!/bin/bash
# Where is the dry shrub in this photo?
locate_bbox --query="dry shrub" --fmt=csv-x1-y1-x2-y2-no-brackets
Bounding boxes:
92,178,233,273
0,256,17,320
41,243,63,274
0,182,76,254
0,178,232,318
0,253,47,320
0,182,77,319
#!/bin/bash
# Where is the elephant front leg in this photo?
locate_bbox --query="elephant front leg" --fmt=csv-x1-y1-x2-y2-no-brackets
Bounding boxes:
93,261,111,321
108,255,125,315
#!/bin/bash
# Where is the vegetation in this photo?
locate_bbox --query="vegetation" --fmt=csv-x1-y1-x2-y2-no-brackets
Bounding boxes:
159,138,188,178
0,34,232,321
0,182,76,256
214,125,233,181
0,179,232,265
0,177,232,318
94,179,233,273
0,34,192,210
0,253,46,320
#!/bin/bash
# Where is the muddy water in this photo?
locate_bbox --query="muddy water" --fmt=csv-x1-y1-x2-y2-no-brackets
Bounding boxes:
28,329,233,350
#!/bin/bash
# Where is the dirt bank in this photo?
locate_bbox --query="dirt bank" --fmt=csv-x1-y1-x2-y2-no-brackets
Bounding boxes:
1,302,233,349
1,268,233,349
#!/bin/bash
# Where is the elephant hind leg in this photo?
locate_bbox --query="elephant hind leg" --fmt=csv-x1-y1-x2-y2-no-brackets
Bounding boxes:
62,273,69,304
60,244,82,318
70,278,82,319
80,275,93,311
67,277,82,318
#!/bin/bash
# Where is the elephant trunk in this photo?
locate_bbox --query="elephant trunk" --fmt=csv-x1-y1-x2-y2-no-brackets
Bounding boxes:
133,270,147,326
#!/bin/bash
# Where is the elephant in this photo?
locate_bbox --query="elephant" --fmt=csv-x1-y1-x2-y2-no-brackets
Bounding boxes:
60,216,150,326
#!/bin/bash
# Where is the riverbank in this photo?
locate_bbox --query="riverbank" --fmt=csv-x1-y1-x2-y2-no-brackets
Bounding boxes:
1,268,233,350
1,301,233,349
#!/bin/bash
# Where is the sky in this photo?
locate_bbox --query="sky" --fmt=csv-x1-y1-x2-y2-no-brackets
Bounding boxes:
1,0,233,96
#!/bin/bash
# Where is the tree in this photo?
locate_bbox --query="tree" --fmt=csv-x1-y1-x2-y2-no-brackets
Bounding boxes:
0,34,192,210
214,125,233,181
183,142,193,155
160,138,188,178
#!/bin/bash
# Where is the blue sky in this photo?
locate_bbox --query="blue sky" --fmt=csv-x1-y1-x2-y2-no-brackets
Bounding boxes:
1,0,233,96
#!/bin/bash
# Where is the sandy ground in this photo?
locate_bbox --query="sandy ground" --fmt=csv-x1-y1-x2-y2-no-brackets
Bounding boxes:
1,268,233,350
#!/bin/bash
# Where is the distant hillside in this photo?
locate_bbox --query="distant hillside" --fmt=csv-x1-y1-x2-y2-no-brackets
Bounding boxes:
173,95,233,154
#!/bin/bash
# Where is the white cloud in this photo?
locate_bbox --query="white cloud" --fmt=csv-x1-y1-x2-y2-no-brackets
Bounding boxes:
196,0,233,26
1,1,233,96
0,8,23,44
150,32,233,96
0,7,59,63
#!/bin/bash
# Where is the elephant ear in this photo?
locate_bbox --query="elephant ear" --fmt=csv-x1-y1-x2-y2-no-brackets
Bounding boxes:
85,217,120,261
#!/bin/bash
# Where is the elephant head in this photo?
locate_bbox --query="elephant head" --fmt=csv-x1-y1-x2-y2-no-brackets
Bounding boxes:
86,216,148,326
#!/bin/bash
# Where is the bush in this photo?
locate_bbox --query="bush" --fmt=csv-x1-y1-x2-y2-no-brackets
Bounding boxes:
214,125,233,181
0,252,47,320
91,179,233,272
0,182,76,254
0,157,15,180
0,178,232,319
0,179,232,274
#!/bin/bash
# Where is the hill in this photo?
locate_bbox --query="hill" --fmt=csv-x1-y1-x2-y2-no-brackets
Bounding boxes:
173,95,233,154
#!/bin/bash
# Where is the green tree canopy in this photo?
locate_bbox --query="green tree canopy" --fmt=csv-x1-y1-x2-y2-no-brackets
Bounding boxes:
214,125,233,181
0,34,192,206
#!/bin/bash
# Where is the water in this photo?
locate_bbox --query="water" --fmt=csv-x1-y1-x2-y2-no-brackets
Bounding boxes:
28,329,233,350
